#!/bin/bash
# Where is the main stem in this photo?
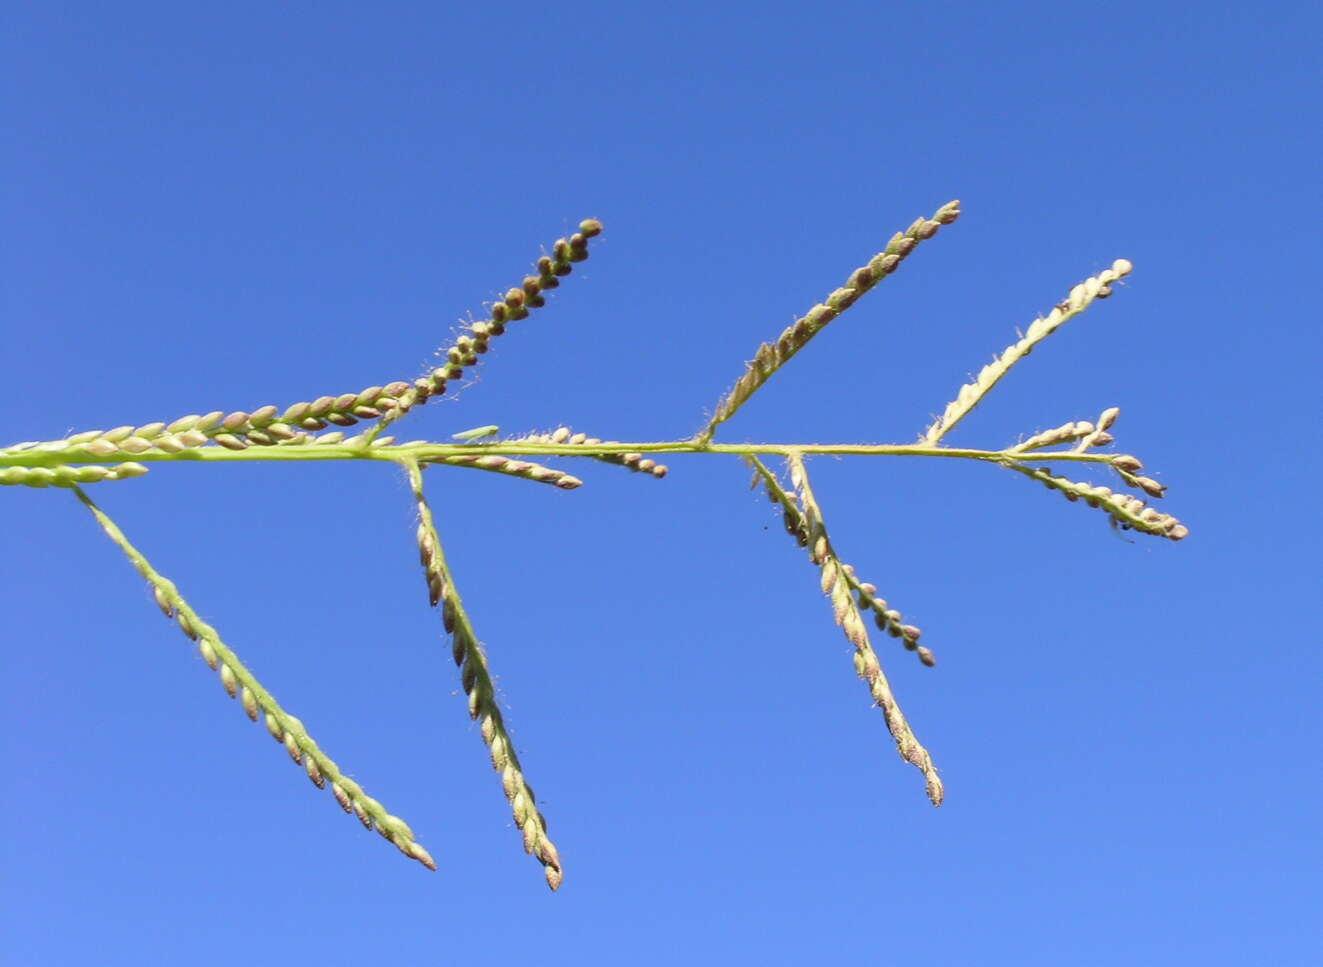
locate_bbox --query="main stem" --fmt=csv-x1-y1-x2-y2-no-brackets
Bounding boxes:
2,440,1120,469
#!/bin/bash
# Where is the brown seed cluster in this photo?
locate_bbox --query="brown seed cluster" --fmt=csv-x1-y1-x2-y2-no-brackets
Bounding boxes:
781,455,943,805
775,488,933,666
1008,407,1180,535
519,426,669,478
1028,468,1188,540
52,220,604,455
381,219,602,427
1070,406,1121,453
413,491,562,889
848,570,935,668
706,201,960,438
427,452,583,489
1108,453,1168,499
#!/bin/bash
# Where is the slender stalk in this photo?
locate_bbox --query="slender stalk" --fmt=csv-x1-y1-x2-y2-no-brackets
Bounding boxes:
5,440,1124,468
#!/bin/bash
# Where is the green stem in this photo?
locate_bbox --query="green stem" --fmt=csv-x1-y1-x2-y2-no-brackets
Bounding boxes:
3,441,1119,468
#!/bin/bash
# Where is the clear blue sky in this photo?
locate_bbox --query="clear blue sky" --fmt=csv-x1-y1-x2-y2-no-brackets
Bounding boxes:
4,2,1319,964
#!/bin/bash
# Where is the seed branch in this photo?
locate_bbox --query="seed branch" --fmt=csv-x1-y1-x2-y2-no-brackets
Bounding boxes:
364,219,603,442
27,221,604,460
424,451,583,489
511,426,669,478
1006,463,1187,540
922,259,1134,445
403,460,563,890
71,486,436,870
0,462,149,488
699,201,961,444
779,455,943,804
749,456,933,666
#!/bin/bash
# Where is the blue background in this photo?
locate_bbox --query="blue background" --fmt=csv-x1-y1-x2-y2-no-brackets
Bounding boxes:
5,2,1319,964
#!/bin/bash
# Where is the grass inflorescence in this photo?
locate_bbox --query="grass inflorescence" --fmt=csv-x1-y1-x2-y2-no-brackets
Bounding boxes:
3,203,1188,889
